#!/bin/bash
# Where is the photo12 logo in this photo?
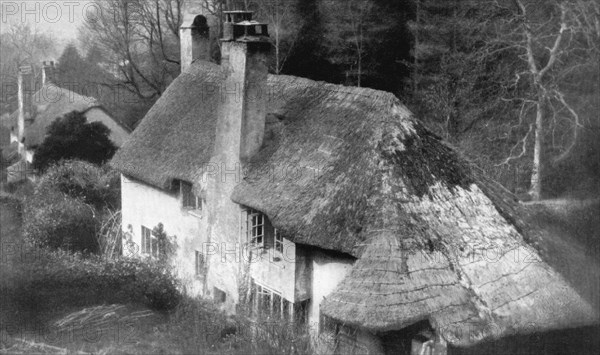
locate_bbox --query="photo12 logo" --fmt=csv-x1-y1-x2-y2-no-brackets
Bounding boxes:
1,1,102,25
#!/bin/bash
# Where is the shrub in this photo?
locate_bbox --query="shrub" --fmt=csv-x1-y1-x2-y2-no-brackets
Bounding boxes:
23,160,121,254
32,110,116,172
3,247,181,316
35,160,120,210
23,191,99,253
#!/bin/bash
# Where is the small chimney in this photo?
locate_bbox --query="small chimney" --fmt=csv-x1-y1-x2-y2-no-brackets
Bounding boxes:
218,10,270,162
42,61,55,86
180,15,211,72
17,65,33,157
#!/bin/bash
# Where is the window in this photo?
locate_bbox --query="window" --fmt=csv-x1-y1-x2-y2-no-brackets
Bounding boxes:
181,181,201,210
214,287,226,303
248,209,265,247
243,208,286,255
250,279,292,320
141,225,163,257
141,226,159,257
195,250,206,279
274,228,284,253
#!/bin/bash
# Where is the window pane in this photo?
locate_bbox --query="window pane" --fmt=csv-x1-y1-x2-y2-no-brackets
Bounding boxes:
273,293,282,319
283,299,291,322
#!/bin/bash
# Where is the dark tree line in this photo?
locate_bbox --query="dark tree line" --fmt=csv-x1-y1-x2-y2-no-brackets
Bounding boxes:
57,0,598,199
404,0,599,199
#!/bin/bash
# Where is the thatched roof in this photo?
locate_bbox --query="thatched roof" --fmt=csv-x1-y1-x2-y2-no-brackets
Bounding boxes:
319,185,598,345
1,142,20,166
111,60,599,345
0,125,9,145
3,84,130,148
111,62,223,188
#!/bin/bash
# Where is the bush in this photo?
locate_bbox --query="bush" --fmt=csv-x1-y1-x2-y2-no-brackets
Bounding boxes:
35,160,120,210
3,247,182,316
23,190,99,253
32,110,116,172
23,160,121,254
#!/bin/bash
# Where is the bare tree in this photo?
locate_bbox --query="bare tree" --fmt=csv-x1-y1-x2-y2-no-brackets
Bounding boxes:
0,24,57,114
254,0,300,74
320,0,394,87
493,0,598,200
79,0,185,100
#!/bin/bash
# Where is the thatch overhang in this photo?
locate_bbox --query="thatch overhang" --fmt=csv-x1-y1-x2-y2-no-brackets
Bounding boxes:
4,84,130,148
319,177,599,346
111,62,224,190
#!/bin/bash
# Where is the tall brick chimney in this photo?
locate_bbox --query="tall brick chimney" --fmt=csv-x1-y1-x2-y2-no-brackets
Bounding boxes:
180,15,211,72
17,65,33,157
218,10,270,163
41,61,55,86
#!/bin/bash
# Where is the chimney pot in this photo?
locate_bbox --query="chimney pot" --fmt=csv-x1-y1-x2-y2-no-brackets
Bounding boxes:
217,8,270,163
42,60,55,86
17,65,34,158
180,14,211,72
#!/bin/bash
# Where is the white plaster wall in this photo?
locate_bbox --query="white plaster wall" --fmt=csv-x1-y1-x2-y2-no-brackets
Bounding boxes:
85,108,130,147
121,175,207,296
249,237,297,301
309,251,355,333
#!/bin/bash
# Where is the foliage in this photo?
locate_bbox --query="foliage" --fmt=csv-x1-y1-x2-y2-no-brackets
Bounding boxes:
98,209,124,259
2,246,181,315
23,160,120,254
34,160,120,210
23,190,99,253
152,222,178,266
32,111,117,172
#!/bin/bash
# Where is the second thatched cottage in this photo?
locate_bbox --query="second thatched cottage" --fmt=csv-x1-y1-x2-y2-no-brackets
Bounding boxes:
111,10,599,355
2,62,131,165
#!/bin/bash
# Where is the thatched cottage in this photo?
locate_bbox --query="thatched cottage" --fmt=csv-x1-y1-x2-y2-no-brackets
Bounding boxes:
111,11,599,355
1,62,131,164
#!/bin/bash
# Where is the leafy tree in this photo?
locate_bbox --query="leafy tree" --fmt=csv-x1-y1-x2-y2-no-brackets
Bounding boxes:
32,111,117,172
152,223,178,266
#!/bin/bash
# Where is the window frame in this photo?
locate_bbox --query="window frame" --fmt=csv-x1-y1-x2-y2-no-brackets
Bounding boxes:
141,225,161,257
274,228,284,253
195,250,206,279
251,279,290,320
214,287,226,303
248,209,265,247
180,181,202,211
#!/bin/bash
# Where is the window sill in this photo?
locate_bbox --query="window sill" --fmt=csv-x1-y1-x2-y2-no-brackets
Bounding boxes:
248,246,286,264
184,208,202,218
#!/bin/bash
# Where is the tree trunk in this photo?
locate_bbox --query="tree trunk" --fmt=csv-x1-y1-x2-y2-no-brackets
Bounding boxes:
275,29,281,74
529,90,545,200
